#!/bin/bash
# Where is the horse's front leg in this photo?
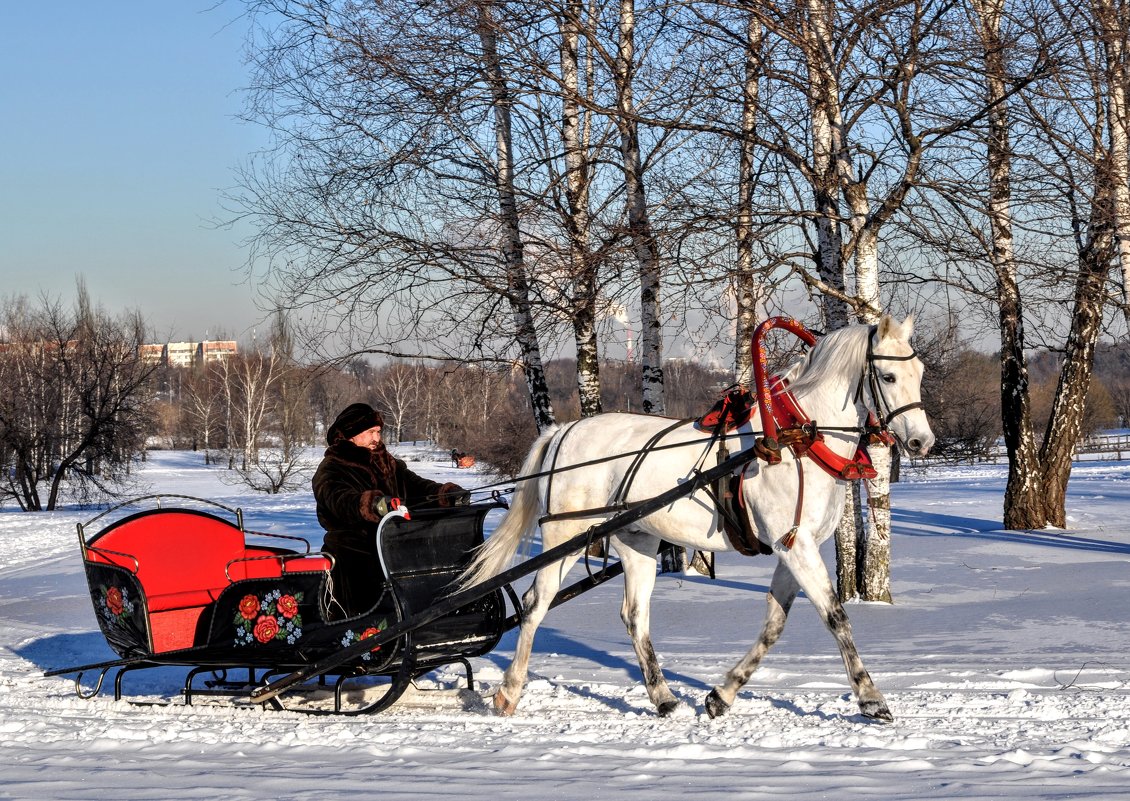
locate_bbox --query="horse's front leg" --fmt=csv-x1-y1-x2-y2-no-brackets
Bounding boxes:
706,561,798,718
780,531,892,721
615,532,680,716
495,549,582,716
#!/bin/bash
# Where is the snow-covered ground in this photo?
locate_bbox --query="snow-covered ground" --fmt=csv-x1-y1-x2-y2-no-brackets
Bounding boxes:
2,446,1129,800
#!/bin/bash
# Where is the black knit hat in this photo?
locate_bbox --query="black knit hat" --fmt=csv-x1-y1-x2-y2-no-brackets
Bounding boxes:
327,403,384,444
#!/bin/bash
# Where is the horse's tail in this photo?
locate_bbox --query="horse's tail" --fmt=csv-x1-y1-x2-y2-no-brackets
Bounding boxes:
458,426,557,588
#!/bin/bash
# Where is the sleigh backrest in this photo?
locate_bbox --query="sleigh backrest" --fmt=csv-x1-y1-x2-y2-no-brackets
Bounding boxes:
85,510,246,600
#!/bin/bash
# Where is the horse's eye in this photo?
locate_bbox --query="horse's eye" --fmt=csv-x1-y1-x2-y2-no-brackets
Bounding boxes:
882,373,896,384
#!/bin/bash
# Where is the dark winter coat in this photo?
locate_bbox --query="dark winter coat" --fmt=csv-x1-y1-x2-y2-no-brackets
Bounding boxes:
312,441,451,619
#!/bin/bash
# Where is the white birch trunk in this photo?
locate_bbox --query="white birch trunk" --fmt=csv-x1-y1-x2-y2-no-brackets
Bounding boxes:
805,0,851,331
850,219,893,603
561,0,601,417
1039,148,1114,527
1093,0,1130,334
969,0,1042,529
735,11,766,387
615,0,664,414
479,6,556,432
805,0,858,597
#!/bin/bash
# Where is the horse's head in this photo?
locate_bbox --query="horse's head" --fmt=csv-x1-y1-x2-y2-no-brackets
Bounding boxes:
866,315,934,458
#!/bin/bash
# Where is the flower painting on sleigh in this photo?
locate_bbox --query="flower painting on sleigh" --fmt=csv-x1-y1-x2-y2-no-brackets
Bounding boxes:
341,620,388,661
234,589,304,646
96,585,135,627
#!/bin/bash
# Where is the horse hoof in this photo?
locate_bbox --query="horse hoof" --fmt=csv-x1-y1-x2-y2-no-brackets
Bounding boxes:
860,700,893,723
704,688,730,719
493,690,519,716
657,700,679,717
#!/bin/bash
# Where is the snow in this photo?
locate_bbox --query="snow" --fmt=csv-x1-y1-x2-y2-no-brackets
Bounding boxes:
2,447,1130,799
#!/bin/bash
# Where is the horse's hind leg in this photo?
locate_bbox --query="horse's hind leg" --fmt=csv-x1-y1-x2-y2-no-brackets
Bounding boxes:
616,533,680,716
494,550,583,715
706,561,798,718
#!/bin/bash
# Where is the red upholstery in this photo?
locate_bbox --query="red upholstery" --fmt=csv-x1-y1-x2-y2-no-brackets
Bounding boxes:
149,608,208,652
86,511,329,653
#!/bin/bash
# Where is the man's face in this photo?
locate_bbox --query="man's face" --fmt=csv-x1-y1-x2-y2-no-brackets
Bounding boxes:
349,425,383,451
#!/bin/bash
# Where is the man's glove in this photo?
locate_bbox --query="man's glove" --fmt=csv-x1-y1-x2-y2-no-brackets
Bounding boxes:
369,495,402,518
438,482,471,507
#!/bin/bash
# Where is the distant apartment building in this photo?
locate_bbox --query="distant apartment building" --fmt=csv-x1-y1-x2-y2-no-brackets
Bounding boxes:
199,340,238,363
166,341,199,368
138,343,165,365
139,340,239,367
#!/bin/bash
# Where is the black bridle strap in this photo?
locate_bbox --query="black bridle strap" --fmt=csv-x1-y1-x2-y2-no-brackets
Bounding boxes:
869,351,920,361
879,401,926,426
864,328,925,429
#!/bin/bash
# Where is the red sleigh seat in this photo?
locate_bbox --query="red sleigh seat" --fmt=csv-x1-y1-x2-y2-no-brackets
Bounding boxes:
85,509,330,652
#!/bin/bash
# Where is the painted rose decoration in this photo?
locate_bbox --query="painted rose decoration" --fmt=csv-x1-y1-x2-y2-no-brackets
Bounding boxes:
234,589,303,646
341,620,388,661
96,584,134,626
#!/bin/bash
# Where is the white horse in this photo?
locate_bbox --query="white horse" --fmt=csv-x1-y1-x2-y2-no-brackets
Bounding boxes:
464,315,934,720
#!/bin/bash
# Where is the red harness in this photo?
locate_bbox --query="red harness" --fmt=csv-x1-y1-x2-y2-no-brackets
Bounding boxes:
770,378,879,480
752,317,891,482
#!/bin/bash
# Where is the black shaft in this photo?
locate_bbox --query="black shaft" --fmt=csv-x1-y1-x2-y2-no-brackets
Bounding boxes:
250,444,757,705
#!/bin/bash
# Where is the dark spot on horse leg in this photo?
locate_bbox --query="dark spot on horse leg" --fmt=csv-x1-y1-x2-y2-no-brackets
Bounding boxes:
705,688,731,719
826,605,849,631
639,639,664,688
859,699,894,722
521,586,540,613
657,699,679,717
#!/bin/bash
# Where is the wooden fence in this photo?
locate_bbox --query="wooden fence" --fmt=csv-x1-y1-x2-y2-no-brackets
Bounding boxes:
1078,433,1130,461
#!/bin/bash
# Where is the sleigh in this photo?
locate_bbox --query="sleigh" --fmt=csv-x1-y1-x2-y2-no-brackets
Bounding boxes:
50,495,520,714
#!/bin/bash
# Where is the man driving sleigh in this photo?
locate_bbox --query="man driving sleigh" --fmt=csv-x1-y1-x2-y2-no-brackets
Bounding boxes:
312,403,469,618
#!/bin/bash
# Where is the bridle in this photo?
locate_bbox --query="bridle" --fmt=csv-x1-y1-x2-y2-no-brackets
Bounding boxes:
860,325,926,432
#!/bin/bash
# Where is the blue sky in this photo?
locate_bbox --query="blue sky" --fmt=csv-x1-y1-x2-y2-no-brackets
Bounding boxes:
1,2,271,341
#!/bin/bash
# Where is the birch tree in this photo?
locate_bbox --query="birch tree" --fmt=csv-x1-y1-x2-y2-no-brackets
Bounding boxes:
967,0,1044,529
238,0,557,431
558,0,604,416
1092,0,1130,333
613,0,665,414
478,1,557,430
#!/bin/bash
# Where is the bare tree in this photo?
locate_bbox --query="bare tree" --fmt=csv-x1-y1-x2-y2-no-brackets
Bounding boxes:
0,289,157,511
237,0,558,432
370,360,422,443
220,313,314,494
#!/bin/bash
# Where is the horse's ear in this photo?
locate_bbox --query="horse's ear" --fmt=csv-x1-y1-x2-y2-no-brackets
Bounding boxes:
876,314,913,342
876,313,895,341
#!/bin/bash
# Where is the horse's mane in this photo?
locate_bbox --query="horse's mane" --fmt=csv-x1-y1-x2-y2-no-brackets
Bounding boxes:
785,324,872,400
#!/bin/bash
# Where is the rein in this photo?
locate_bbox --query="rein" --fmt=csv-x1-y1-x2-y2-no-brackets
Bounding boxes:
459,318,923,560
